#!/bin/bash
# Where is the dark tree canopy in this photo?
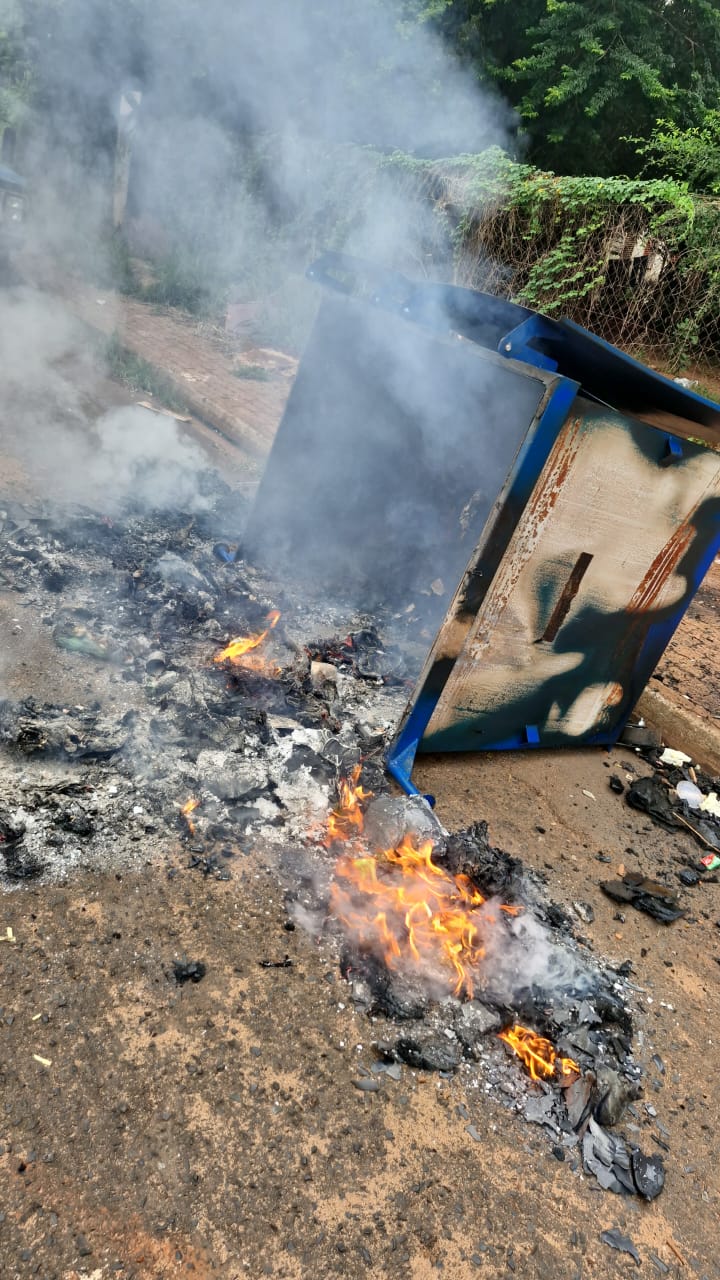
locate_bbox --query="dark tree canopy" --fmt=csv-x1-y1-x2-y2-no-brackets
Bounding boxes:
2,0,720,178
409,0,720,175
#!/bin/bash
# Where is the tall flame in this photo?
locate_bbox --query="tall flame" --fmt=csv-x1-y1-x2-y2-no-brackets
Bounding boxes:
325,774,579,1082
214,610,281,668
326,769,517,999
498,1023,579,1082
331,836,490,997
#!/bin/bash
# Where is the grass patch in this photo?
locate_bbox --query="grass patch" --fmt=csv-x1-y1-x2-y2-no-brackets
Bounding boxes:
104,333,190,415
139,255,211,315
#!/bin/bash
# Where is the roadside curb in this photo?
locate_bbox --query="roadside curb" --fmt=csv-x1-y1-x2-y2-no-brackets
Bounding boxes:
59,287,286,460
636,686,720,775
158,371,273,459
105,335,273,460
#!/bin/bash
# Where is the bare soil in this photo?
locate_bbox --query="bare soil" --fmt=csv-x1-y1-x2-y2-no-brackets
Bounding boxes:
1,295,720,1280
2,745,719,1280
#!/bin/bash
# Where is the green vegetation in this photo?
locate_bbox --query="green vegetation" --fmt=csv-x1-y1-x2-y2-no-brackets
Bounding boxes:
633,114,720,196
381,149,720,368
405,0,720,178
139,255,212,314
2,0,720,371
103,333,189,414
109,142,720,367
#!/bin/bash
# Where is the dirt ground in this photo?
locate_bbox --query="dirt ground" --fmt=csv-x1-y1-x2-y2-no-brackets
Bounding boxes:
1,292,720,1280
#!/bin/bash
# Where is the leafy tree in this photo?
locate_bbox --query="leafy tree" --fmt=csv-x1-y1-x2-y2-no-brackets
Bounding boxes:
634,112,720,194
506,0,720,174
404,0,720,176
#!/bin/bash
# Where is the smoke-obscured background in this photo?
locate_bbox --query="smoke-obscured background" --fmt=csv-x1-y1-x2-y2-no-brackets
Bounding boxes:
0,0,520,514
6,0,515,318
0,2,525,517
2,0,719,352
2,1,719,515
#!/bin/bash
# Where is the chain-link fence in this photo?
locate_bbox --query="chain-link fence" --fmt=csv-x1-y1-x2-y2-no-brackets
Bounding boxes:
390,154,720,375
115,136,720,378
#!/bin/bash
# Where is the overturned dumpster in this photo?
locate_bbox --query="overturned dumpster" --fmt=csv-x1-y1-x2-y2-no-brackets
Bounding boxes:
245,252,720,795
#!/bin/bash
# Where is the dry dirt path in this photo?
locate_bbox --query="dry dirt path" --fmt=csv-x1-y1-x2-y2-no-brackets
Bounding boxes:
33,269,296,459
1,745,719,1280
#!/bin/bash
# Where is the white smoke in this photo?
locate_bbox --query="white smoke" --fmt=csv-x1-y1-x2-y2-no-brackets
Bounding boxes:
477,903,596,1006
0,288,210,511
1,0,516,512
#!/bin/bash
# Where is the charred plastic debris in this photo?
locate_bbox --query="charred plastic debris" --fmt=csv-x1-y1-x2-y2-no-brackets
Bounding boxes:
602,745,720,921
284,769,666,1203
0,486,693,1205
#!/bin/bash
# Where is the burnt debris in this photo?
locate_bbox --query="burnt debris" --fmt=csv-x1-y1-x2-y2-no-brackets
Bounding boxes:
172,959,207,984
0,489,419,880
0,809,44,880
622,752,720,854
0,487,675,1203
600,871,686,924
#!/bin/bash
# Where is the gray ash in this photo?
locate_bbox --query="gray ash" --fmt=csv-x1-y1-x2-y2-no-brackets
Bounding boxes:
0,482,422,887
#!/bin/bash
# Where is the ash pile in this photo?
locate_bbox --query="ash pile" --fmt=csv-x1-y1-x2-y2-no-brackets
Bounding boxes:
287,774,665,1203
0,483,416,884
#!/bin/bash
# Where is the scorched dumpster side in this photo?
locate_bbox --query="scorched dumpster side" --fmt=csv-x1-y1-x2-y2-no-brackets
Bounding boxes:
244,253,720,796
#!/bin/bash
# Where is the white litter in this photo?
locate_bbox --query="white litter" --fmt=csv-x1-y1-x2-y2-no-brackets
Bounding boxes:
700,791,720,818
676,780,703,809
659,748,692,767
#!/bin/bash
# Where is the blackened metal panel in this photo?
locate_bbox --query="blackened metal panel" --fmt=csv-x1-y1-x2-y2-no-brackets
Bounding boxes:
394,400,720,761
243,293,553,615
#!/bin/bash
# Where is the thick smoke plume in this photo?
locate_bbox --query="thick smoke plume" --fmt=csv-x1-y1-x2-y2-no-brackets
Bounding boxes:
0,289,210,512
2,0,515,506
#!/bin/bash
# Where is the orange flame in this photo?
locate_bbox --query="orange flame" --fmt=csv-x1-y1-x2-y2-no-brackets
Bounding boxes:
214,610,281,670
498,1023,580,1082
324,778,576,1080
325,766,373,844
331,836,490,997
325,769,521,999
181,797,200,836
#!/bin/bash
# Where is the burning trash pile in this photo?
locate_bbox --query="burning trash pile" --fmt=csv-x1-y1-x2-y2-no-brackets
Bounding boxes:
282,767,666,1201
0,487,422,885
0,486,667,1200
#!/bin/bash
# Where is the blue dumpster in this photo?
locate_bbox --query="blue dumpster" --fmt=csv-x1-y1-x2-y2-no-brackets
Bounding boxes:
245,253,720,796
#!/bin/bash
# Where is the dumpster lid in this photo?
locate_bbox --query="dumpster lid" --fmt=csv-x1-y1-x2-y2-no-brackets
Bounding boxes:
309,251,720,444
0,164,26,193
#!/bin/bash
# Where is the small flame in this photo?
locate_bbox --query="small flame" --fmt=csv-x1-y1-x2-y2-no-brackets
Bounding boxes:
326,765,373,844
214,610,281,669
498,1023,580,1082
181,797,200,836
